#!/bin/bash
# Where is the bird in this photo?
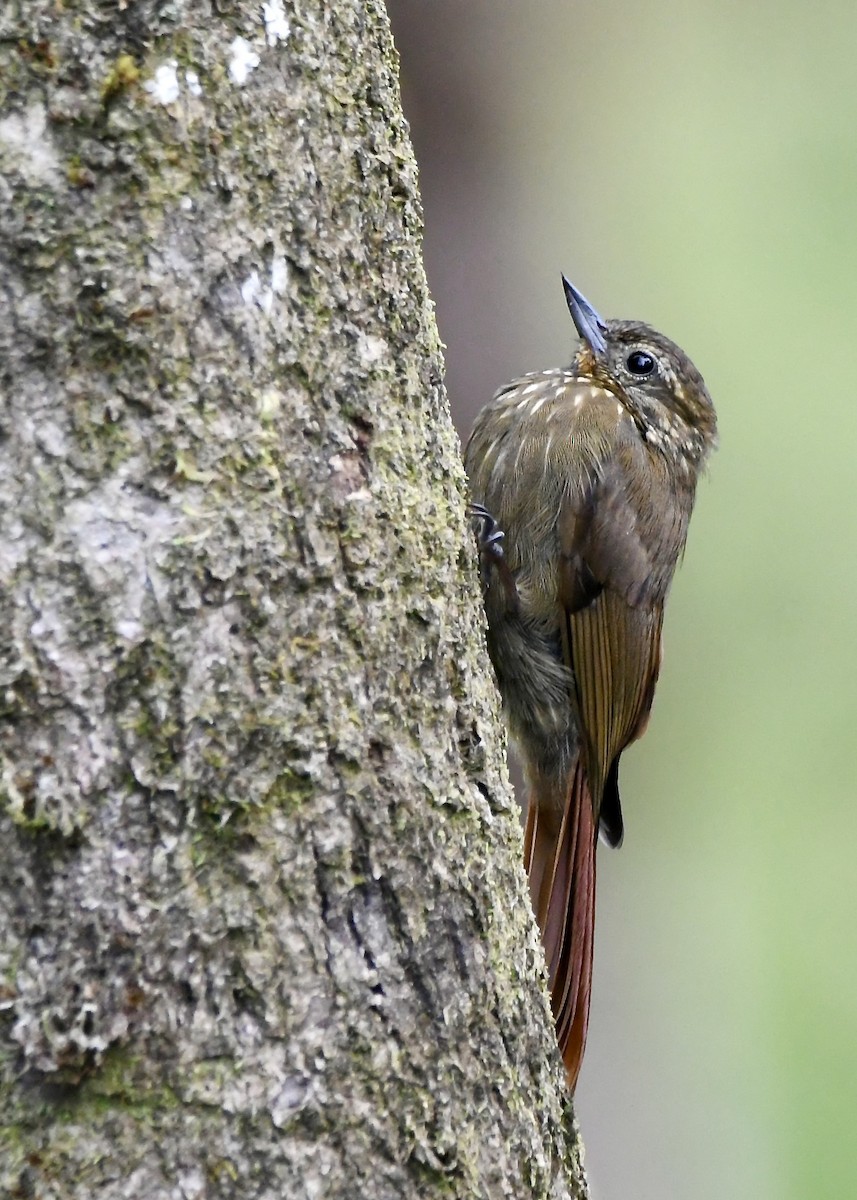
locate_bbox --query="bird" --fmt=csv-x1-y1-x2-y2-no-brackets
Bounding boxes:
464,276,717,1088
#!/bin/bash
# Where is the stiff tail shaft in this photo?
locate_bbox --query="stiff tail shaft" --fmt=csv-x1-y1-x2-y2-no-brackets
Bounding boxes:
524,761,597,1090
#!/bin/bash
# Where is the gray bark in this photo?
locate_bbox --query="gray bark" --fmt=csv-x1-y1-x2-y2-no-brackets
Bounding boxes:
0,2,587,1197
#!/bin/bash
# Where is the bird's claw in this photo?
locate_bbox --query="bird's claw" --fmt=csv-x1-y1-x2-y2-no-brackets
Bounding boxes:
469,503,519,613
470,503,506,562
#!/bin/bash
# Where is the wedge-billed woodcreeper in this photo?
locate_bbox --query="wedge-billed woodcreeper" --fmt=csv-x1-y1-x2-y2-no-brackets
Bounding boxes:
465,277,717,1088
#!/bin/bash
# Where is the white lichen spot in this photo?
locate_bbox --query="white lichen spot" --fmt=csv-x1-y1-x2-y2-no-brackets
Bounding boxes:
35,419,67,458
242,263,285,314
185,69,203,97
0,102,61,185
116,618,144,641
229,36,261,85
180,195,193,211
263,0,291,46
270,254,288,296
177,1167,207,1200
357,334,388,365
258,387,282,420
270,1076,310,1127
241,270,262,306
144,60,180,105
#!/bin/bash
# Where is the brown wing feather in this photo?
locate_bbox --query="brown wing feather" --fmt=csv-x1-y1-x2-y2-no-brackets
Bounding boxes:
557,461,668,805
566,594,663,802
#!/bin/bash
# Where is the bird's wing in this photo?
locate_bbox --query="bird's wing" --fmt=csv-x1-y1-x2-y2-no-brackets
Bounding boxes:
557,458,669,812
563,592,663,811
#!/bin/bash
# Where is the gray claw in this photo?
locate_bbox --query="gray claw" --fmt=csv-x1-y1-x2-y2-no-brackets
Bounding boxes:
470,503,506,561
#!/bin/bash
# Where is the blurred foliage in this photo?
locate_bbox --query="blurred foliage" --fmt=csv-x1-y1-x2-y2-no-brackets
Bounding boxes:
388,2,857,1196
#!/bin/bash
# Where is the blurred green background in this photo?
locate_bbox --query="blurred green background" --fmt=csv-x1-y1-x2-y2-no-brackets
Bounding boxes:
387,2,857,1196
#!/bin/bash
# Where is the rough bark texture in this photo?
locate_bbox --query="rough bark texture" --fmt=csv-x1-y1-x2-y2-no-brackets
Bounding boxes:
0,3,588,1197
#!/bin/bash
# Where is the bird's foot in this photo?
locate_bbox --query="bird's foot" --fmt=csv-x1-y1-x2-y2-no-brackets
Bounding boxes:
470,503,506,561
469,503,520,612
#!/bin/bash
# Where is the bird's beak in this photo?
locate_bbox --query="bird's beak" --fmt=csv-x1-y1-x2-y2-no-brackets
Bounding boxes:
561,275,608,356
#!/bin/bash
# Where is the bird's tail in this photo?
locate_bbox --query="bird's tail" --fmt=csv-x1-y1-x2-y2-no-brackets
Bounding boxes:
524,760,597,1091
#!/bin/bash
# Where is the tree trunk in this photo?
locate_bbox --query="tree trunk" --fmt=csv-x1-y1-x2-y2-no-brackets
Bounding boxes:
0,3,587,1196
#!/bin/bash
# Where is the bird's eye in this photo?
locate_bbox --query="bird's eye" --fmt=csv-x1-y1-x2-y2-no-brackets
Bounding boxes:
626,350,655,376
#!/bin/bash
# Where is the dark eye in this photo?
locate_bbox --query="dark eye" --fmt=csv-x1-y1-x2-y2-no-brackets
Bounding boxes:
626,350,655,376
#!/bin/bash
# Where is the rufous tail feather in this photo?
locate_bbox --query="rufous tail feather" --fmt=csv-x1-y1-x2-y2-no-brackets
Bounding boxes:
524,761,597,1090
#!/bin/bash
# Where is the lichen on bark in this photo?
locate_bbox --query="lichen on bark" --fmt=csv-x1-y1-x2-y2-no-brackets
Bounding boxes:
0,2,587,1197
